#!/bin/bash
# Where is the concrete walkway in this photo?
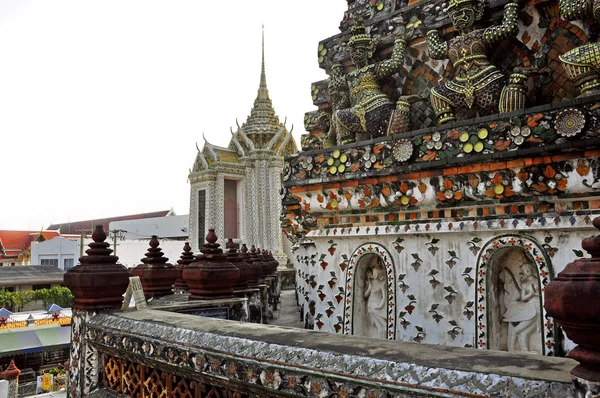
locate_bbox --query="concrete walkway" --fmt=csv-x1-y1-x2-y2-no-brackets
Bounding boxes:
271,290,303,328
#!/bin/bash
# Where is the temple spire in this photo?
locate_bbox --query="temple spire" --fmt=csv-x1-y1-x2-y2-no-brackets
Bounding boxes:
258,24,268,100
235,25,285,147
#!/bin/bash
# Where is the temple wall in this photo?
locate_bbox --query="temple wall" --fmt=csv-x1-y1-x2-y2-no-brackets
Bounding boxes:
295,219,592,354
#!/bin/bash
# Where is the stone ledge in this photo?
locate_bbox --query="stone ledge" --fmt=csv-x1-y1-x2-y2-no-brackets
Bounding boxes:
86,310,576,397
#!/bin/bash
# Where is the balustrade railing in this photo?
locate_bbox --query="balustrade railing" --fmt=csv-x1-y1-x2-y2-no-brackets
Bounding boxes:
71,308,577,398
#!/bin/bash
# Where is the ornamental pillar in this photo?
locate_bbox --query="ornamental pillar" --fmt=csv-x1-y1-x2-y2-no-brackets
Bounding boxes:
63,225,130,398
1,360,20,398
544,217,600,397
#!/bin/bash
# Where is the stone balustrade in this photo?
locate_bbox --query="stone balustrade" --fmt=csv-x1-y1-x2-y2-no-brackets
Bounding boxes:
78,308,576,398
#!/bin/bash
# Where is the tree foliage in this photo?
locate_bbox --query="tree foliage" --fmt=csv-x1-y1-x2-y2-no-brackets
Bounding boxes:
0,286,73,312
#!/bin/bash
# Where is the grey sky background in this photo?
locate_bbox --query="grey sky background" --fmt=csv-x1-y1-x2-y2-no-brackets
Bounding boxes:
0,1,346,230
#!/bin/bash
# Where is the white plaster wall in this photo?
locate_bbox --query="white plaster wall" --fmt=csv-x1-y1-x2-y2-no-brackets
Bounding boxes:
31,237,87,270
112,239,190,268
295,221,594,355
109,215,189,241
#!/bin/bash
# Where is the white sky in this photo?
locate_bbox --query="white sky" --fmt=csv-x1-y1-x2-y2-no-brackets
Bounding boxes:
0,1,346,230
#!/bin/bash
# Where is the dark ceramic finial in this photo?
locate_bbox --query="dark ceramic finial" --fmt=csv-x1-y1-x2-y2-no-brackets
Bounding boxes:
544,216,600,388
226,238,235,251
197,228,226,260
174,242,194,291
178,242,194,265
82,225,115,263
183,229,240,300
133,235,177,297
206,229,218,244
92,224,106,243
64,224,129,310
582,217,600,257
141,236,168,265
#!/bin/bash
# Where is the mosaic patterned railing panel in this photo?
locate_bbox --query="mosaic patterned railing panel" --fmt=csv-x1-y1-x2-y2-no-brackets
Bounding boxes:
286,99,600,186
103,355,246,398
85,311,574,398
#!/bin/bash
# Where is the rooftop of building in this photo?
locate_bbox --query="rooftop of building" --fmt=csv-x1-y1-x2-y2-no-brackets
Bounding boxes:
46,209,175,235
0,266,65,286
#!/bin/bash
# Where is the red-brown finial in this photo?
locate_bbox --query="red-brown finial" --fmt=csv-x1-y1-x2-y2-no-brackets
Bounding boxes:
91,224,106,243
206,229,218,244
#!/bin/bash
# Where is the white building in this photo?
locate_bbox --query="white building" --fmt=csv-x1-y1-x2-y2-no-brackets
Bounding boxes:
30,236,85,271
32,213,192,270
109,214,189,241
188,30,297,264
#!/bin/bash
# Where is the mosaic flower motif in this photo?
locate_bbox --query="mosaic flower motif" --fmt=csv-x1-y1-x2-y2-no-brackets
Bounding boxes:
398,311,411,329
509,125,531,146
448,320,462,340
437,178,463,202
463,301,474,320
484,172,515,199
361,151,377,170
459,128,489,154
298,155,314,171
555,108,585,137
413,326,426,343
429,304,443,323
392,139,413,163
394,181,418,206
518,165,567,194
418,130,460,161
327,149,348,175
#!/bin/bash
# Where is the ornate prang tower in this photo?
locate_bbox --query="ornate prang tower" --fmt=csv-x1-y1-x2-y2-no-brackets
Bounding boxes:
188,26,297,265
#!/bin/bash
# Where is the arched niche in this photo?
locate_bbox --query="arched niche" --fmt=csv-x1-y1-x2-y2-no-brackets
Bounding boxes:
343,243,396,340
475,235,556,355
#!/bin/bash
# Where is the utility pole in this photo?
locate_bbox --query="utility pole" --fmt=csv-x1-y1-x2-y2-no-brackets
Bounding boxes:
110,229,126,256
75,228,93,257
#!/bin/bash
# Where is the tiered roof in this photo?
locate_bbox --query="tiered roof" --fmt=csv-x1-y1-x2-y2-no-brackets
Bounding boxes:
192,28,297,173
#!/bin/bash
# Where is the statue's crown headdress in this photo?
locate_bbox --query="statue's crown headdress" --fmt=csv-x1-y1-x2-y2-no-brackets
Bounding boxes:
447,0,477,11
348,17,372,47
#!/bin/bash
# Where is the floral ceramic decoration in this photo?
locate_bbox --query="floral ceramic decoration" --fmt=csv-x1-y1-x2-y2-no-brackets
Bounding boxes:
392,139,413,162
554,108,585,137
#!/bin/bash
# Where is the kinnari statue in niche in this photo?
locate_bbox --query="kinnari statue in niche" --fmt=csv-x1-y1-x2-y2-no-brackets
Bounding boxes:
559,0,600,96
427,0,519,124
333,18,407,145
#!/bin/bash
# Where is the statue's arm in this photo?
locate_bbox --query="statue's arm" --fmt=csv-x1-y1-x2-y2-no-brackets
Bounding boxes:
483,2,519,45
378,286,387,308
559,0,592,21
427,30,448,60
330,69,349,92
377,38,407,78
520,282,536,302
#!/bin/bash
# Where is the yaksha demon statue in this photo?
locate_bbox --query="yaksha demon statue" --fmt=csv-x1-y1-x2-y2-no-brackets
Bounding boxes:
559,0,600,96
323,63,351,148
331,18,407,146
427,0,519,124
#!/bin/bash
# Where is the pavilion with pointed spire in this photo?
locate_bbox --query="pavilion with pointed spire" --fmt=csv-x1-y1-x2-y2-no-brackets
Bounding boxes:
188,27,297,264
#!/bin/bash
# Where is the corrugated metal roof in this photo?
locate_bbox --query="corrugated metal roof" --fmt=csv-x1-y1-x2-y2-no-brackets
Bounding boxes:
46,210,172,234
0,266,65,286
